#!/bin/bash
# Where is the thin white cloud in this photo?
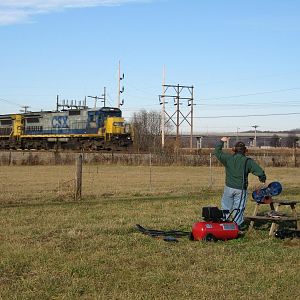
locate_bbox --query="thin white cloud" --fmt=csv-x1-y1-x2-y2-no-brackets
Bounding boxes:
0,0,148,25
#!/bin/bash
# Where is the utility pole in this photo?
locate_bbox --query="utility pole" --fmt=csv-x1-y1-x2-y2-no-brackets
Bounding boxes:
252,125,259,147
190,87,194,148
56,95,59,111
161,65,166,148
175,85,180,140
117,60,125,108
236,127,240,142
159,84,194,148
88,87,106,108
102,87,106,107
20,106,30,113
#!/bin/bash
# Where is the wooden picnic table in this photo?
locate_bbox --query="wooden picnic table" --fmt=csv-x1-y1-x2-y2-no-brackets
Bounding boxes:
245,200,300,236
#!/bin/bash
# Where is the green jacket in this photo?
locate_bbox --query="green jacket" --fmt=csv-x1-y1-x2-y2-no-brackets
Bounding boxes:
214,140,266,190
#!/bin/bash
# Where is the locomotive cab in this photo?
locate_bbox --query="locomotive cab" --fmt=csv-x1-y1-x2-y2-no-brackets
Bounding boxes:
102,117,132,146
105,117,125,135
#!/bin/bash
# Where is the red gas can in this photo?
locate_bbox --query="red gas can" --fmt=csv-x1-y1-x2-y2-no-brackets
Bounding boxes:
192,221,239,241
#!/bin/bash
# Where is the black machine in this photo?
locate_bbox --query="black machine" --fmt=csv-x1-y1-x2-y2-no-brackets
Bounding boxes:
202,206,230,222
274,229,300,239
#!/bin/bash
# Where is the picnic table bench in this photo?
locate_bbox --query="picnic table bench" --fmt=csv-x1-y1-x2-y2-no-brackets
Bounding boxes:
245,200,300,236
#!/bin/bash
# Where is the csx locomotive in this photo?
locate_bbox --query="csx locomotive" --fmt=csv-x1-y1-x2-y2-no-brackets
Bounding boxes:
0,105,132,150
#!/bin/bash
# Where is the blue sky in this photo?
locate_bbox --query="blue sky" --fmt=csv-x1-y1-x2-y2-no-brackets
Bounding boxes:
0,0,300,133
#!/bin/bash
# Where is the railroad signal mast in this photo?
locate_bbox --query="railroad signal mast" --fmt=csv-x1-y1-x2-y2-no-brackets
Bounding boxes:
118,60,125,108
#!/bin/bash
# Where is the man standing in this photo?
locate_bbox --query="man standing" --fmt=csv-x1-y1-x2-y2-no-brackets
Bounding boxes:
214,137,266,228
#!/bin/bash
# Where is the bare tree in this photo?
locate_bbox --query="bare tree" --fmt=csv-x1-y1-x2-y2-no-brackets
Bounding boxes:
131,110,173,152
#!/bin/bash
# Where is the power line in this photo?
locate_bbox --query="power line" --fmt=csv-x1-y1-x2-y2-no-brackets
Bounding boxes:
194,112,300,119
197,100,300,106
196,87,300,102
198,70,300,86
105,93,114,107
126,84,158,94
123,111,300,119
0,97,23,107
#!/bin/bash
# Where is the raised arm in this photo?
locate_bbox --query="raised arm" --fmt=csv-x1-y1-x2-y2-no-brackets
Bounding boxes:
214,137,231,165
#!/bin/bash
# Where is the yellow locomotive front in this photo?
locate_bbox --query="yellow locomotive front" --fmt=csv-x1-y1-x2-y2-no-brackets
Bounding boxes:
102,116,132,147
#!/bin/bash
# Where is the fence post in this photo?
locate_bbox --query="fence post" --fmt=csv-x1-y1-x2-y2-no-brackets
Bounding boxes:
209,153,213,188
75,154,83,200
149,153,152,193
8,150,12,166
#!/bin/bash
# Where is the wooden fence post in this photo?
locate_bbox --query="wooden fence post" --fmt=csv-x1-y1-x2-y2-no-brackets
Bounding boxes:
9,150,12,166
209,153,213,188
293,147,297,167
149,153,152,193
75,154,83,200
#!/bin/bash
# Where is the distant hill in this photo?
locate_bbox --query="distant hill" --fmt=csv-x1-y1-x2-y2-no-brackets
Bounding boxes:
243,129,300,134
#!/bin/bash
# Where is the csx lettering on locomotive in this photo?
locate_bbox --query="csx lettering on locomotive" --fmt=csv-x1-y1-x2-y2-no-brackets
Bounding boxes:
52,116,69,128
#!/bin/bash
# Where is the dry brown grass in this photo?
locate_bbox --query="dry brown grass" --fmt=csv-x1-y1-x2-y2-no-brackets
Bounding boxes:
0,165,299,299
0,165,299,203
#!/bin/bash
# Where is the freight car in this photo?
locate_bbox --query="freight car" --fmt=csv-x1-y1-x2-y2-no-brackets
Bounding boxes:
0,106,132,150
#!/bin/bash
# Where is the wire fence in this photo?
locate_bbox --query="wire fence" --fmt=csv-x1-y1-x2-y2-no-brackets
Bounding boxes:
0,149,299,167
1,154,299,205
0,163,224,204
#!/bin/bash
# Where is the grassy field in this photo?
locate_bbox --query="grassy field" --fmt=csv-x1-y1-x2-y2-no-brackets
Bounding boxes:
0,165,300,299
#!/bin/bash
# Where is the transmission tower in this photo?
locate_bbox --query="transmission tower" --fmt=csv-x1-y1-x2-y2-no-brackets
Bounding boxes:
159,84,194,148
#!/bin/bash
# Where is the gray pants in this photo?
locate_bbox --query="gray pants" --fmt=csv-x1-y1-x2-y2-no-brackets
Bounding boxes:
221,186,248,226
